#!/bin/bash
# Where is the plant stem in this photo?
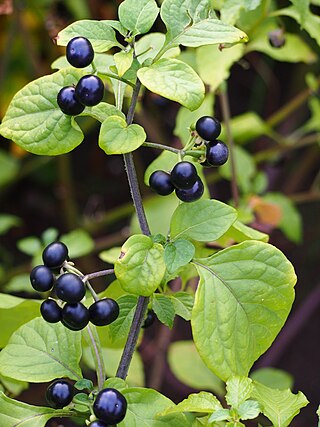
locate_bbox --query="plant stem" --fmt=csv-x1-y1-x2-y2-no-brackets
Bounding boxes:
83,269,115,281
84,325,106,391
143,141,182,155
219,85,239,208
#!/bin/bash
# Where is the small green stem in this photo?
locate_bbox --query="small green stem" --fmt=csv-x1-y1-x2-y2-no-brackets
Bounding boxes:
84,325,106,391
100,72,135,88
142,141,182,155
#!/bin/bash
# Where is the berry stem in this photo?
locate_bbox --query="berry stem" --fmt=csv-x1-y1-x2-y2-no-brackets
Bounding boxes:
142,141,182,155
219,85,239,208
83,325,106,391
83,269,115,281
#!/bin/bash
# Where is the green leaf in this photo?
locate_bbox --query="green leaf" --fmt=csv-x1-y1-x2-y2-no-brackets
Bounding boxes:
0,69,85,155
115,235,166,296
170,199,237,242
137,58,205,111
17,236,42,256
119,0,159,36
82,102,125,122
99,115,146,155
250,367,294,390
114,50,134,77
152,294,175,328
0,375,28,397
0,150,19,188
106,295,138,347
60,228,94,258
0,294,41,347
3,273,33,293
144,150,177,186
217,220,269,245
226,376,253,409
237,399,261,420
161,391,223,415
221,0,261,25
0,317,82,382
136,33,180,65
171,292,194,321
74,379,93,391
0,214,21,235
251,381,309,427
164,239,195,274
191,241,296,381
168,341,224,395
208,409,231,422
0,392,76,427
56,19,122,51
99,247,122,264
119,387,191,426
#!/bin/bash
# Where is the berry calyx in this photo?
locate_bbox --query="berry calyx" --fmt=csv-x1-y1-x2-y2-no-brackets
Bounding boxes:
55,273,86,303
66,36,94,68
206,140,229,166
89,298,119,326
30,265,55,292
142,309,156,328
196,116,221,141
149,170,175,196
75,75,104,106
57,86,85,116
46,379,74,409
61,302,90,331
171,161,198,190
42,242,69,270
40,299,62,323
175,178,204,203
93,388,127,424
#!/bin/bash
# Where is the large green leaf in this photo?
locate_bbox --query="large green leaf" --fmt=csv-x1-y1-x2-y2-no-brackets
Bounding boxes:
250,367,293,390
114,235,166,296
170,199,237,242
137,58,205,111
107,295,138,347
56,19,122,51
251,381,308,427
99,115,146,154
0,69,84,155
119,0,159,36
191,241,296,381
0,317,83,382
221,0,261,25
0,392,77,427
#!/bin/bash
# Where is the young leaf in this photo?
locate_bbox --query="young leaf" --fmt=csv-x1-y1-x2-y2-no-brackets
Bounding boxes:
118,0,159,36
99,116,146,155
251,381,308,427
191,241,296,381
164,239,195,274
56,19,122,51
217,220,269,245
108,295,139,347
114,235,166,296
160,391,223,415
135,33,180,65
0,392,77,427
137,58,205,111
171,292,194,321
114,50,134,77
82,102,125,122
0,317,82,382
170,199,237,242
0,69,85,155
208,409,231,422
237,400,261,420
152,294,175,328
226,376,253,409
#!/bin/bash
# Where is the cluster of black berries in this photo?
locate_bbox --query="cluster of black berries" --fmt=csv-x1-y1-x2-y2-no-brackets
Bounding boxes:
30,241,119,331
90,388,127,426
149,161,204,203
195,116,229,167
57,37,104,116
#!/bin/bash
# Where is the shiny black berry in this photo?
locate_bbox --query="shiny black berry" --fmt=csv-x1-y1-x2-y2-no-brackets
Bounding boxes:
57,86,85,116
62,302,90,331
75,75,104,106
40,299,62,323
149,170,174,196
89,421,108,427
30,265,55,292
66,37,94,68
196,116,221,141
55,273,86,303
171,161,198,190
206,140,229,166
142,309,156,328
89,298,119,326
93,388,127,424
46,379,74,409
175,178,204,202
42,242,69,270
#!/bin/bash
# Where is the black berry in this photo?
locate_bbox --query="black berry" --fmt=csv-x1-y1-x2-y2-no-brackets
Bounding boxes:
93,388,127,424
89,298,119,326
62,302,90,331
196,116,221,141
46,379,74,409
175,178,204,203
142,309,156,328
149,170,174,196
75,75,104,106
55,273,86,303
30,265,55,292
57,86,85,116
206,140,229,166
171,161,198,190
66,36,94,68
42,242,69,270
89,421,108,427
40,299,62,323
